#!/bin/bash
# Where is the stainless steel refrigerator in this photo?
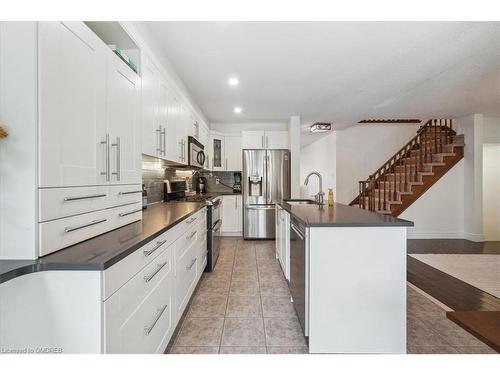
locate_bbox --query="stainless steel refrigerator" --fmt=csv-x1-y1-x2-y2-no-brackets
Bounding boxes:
243,149,291,239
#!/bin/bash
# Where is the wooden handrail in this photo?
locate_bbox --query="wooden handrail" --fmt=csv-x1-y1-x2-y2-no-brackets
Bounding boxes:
350,119,455,212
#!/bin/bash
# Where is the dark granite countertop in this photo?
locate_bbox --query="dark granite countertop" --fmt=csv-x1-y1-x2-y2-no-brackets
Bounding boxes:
278,201,413,228
0,202,206,284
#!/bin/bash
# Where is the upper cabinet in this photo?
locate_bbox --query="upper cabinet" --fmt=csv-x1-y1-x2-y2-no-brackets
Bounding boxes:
141,56,161,159
241,130,289,149
38,22,106,188
225,136,242,171
209,133,225,171
105,48,141,185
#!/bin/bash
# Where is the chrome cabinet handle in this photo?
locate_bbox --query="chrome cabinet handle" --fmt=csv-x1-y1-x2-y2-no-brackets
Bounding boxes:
162,128,166,155
144,304,168,336
225,159,228,170
185,217,197,224
266,136,269,148
63,194,106,202
111,137,121,181
291,223,305,240
156,126,162,153
64,218,107,233
160,127,166,155
186,258,197,270
186,230,196,240
143,261,168,283
118,190,142,195
119,207,142,217
144,239,167,257
100,134,110,181
178,140,183,160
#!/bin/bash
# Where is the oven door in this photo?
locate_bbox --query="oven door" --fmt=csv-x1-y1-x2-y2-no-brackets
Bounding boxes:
211,197,222,224
207,219,222,271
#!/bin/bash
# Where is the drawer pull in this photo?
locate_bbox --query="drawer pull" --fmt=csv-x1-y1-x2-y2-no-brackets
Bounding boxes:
143,240,167,257
186,230,197,240
185,217,197,224
118,190,142,195
118,208,142,217
64,218,107,233
63,194,106,202
186,258,197,270
143,262,168,283
144,304,168,336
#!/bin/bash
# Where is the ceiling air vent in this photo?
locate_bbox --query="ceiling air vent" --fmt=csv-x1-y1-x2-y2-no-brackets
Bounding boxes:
310,122,332,133
358,119,421,124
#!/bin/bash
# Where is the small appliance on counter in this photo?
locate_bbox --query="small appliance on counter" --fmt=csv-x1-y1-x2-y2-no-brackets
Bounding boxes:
164,178,189,201
233,172,242,193
195,176,207,194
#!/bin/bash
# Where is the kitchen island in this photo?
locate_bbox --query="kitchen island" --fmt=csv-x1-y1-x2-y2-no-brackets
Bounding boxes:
277,201,413,354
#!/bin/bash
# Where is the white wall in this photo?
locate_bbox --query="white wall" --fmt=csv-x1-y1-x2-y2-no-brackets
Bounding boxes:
335,124,420,204
482,144,500,241
400,161,465,239
300,131,336,199
209,122,288,135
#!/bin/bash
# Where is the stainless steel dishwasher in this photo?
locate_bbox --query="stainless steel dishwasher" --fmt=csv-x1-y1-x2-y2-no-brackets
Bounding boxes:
290,217,307,336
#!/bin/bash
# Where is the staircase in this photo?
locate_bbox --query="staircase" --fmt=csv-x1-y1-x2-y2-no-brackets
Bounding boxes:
349,119,465,216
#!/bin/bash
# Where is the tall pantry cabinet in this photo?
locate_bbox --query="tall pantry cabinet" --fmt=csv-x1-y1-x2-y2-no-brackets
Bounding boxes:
1,22,143,259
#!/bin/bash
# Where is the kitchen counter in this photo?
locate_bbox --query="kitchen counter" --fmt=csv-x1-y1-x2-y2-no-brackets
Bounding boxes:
278,201,413,227
0,202,206,284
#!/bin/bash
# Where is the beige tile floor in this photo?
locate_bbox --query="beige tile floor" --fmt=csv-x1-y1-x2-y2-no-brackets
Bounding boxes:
167,238,497,354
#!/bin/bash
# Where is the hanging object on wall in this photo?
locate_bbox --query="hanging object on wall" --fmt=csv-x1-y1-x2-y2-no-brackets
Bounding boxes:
0,126,8,138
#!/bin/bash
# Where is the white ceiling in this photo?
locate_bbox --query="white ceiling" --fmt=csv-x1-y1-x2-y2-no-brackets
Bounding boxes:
141,22,500,145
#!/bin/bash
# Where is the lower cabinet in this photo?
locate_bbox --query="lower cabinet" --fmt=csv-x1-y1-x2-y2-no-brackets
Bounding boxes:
104,206,207,353
221,195,242,235
276,205,290,280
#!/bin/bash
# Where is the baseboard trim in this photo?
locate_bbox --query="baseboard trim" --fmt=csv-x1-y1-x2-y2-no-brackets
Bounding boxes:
221,232,242,237
463,232,485,242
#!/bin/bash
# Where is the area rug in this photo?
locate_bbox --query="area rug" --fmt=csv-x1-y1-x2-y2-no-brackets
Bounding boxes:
409,254,500,298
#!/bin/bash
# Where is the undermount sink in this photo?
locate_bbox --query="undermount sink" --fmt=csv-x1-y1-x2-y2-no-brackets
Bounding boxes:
284,199,318,205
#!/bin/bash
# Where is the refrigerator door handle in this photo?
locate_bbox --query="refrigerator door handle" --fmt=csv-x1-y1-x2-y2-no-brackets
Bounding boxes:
246,205,275,210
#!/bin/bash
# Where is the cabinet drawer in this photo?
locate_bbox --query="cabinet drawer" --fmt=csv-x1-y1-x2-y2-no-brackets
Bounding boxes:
175,223,200,260
108,184,142,208
174,207,206,239
106,272,174,354
175,240,198,317
39,207,110,256
104,229,174,300
115,245,173,321
39,186,108,222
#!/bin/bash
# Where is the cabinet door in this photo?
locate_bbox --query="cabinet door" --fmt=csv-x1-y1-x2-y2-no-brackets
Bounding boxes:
105,49,141,185
241,131,265,149
140,56,160,158
39,21,106,187
164,89,179,162
210,134,225,171
236,195,243,232
224,136,242,171
265,131,289,149
221,196,238,233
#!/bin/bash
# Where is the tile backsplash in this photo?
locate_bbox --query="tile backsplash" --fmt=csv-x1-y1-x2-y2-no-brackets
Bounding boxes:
142,155,242,204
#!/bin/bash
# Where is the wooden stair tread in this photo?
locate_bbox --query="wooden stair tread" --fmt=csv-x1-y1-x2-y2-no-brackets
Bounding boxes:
447,311,500,353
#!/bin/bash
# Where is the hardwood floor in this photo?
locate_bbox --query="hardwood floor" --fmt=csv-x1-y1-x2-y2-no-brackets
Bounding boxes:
407,239,500,353
447,311,500,353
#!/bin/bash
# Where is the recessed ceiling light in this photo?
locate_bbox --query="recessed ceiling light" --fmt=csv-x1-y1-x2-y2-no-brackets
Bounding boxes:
233,106,243,114
228,77,239,86
310,122,332,133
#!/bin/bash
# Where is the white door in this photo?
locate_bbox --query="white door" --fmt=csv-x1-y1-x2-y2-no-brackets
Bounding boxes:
241,131,265,149
141,55,160,158
38,21,106,187
164,88,178,162
221,196,238,233
224,136,242,171
210,134,225,171
105,49,141,185
265,131,289,149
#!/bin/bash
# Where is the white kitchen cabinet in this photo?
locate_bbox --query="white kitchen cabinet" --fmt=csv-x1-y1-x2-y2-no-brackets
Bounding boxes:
224,136,242,171
266,131,289,149
241,130,289,149
221,195,242,235
38,21,106,188
275,205,290,280
105,48,141,185
141,55,162,158
209,133,225,171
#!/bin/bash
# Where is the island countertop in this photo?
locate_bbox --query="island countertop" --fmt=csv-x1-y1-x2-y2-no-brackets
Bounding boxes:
0,201,206,284
278,201,413,227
